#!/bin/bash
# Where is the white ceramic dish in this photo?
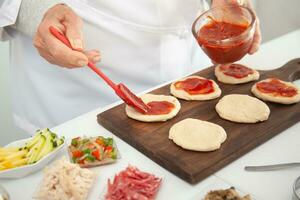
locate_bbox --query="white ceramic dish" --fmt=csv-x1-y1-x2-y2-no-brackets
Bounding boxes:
0,138,65,179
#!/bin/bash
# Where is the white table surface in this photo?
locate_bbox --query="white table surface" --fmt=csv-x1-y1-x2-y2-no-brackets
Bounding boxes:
1,29,300,200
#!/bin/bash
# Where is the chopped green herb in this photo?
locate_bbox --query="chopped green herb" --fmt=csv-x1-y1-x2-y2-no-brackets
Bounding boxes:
71,138,78,146
86,155,95,161
104,138,113,146
83,149,91,154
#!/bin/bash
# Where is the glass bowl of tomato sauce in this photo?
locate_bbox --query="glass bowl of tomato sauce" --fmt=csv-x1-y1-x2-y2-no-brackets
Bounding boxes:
192,5,256,64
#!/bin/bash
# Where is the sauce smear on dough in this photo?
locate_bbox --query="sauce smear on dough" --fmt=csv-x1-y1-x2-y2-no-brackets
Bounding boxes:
256,78,298,97
174,78,214,95
220,64,254,78
146,101,175,115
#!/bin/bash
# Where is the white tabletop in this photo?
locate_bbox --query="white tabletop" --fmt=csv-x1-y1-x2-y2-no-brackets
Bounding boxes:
1,29,300,200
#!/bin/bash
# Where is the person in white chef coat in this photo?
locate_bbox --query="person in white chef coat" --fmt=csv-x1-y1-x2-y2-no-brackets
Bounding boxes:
0,0,261,134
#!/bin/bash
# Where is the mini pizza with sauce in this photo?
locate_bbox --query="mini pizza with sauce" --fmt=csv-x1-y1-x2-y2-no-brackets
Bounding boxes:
170,76,221,100
252,78,300,104
125,94,181,122
215,64,259,84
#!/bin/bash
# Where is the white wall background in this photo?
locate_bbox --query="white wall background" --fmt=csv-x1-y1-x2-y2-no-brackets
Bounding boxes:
256,0,300,42
0,0,300,145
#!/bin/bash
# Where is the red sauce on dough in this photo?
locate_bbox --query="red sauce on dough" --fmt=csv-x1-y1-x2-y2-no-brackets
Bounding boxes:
256,78,298,97
146,101,175,115
174,77,214,95
219,64,254,78
197,21,252,64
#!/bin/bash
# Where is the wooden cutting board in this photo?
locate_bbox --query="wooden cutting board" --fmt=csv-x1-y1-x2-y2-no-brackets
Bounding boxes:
97,58,300,184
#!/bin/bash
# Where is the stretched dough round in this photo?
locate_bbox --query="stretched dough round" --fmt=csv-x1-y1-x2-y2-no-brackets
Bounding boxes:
215,65,259,84
169,118,227,151
216,94,270,123
252,78,300,104
125,94,181,122
170,76,221,100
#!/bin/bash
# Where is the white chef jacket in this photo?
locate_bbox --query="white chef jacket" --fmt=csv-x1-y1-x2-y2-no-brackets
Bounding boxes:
0,0,211,134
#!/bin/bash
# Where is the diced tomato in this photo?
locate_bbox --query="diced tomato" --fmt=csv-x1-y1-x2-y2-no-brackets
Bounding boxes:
105,146,113,152
78,159,85,164
72,150,83,158
92,150,101,160
95,138,104,146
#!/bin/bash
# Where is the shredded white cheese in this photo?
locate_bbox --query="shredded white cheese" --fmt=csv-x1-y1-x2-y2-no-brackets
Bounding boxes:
33,157,95,200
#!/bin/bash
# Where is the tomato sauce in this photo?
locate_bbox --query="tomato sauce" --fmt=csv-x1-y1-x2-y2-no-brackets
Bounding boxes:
174,77,214,95
256,78,298,97
146,101,175,115
197,21,252,64
219,64,254,78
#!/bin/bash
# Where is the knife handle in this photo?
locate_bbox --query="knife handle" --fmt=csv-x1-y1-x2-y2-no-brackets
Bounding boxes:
245,162,300,171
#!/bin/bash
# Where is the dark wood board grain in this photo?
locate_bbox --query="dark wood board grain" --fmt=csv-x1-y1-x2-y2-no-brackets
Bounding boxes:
97,58,300,184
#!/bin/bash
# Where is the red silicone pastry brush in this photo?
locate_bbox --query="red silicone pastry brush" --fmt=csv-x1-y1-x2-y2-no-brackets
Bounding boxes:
49,26,149,114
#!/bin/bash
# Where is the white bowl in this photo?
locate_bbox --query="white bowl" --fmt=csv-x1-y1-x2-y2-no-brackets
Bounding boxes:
0,138,65,179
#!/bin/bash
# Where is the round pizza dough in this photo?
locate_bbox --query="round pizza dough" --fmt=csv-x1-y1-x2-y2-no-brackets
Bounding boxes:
125,94,181,122
216,94,270,123
170,76,221,100
215,65,259,84
252,78,300,104
169,118,227,151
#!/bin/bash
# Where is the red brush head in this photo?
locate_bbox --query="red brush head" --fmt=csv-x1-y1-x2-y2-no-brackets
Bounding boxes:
116,84,149,114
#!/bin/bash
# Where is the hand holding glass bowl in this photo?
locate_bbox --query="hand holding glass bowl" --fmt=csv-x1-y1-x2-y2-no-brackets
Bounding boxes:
192,5,256,66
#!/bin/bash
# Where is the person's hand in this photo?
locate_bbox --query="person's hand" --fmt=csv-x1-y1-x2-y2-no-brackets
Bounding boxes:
212,0,261,55
248,14,261,54
33,4,101,68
